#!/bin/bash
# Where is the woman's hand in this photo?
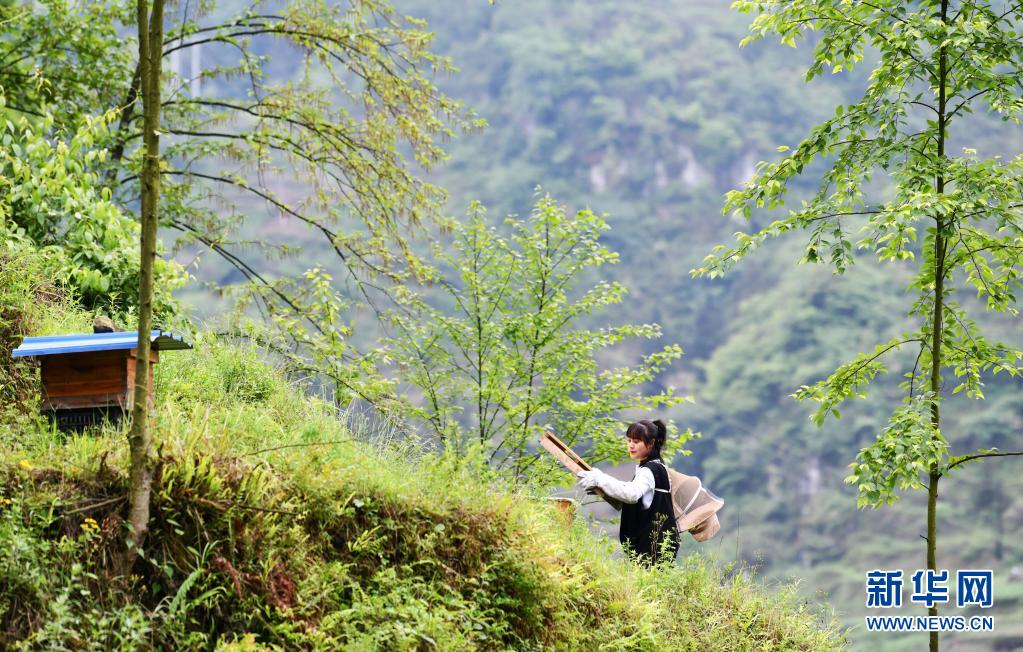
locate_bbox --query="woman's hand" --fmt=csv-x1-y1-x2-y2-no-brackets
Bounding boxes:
577,469,604,490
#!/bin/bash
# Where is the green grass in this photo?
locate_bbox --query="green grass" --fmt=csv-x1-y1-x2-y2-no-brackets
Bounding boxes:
0,250,846,650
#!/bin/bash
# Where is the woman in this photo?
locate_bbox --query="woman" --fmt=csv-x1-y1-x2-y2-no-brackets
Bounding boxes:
576,419,679,565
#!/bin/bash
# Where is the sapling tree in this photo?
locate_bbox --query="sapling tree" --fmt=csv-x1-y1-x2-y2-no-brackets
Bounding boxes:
694,0,1023,647
391,195,691,482
127,0,165,558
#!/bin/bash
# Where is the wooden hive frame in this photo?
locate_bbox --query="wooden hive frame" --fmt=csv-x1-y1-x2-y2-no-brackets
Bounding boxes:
39,348,158,412
540,431,622,509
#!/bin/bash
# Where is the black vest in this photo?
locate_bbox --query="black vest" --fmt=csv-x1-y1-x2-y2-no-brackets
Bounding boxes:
619,458,678,564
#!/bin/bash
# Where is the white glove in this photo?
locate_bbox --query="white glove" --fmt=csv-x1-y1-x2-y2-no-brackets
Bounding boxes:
577,469,604,491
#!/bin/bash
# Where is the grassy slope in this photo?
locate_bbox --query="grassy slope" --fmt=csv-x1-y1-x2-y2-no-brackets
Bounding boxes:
0,249,845,650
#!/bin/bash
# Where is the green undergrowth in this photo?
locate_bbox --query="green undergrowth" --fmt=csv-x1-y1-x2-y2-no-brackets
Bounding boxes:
0,255,846,650
0,248,92,430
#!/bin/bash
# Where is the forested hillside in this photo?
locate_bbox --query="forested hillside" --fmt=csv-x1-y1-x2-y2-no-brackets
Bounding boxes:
163,0,1023,647
0,250,844,649
2,0,1021,649
379,2,1023,649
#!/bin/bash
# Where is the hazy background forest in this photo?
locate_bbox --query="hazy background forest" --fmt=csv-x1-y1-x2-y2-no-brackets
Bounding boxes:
161,1,1023,649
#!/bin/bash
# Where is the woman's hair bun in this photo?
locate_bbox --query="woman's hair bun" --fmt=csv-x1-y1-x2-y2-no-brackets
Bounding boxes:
652,419,667,442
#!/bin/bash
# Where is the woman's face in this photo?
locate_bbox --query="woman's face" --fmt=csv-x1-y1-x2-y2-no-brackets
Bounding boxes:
627,436,653,462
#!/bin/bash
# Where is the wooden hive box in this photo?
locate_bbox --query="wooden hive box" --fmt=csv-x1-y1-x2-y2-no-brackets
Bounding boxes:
12,330,192,431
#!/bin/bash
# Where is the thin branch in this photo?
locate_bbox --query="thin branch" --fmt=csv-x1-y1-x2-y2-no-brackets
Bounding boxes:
243,439,347,456
947,450,1023,471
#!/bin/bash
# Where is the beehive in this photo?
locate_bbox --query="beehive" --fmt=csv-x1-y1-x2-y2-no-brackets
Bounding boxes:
11,330,191,430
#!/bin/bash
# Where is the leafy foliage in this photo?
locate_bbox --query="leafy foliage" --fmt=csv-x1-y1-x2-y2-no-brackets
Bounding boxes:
391,194,690,479
697,0,1023,509
0,0,133,128
0,111,186,318
845,395,949,508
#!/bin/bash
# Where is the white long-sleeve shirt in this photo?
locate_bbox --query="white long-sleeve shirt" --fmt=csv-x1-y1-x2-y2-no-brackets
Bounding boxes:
591,466,656,509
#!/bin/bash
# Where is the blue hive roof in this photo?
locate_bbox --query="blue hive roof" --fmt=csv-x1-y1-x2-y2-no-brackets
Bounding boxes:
11,330,192,358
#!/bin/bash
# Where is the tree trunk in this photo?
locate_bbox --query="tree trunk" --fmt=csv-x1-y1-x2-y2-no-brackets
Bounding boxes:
928,0,949,647
126,0,164,561
926,469,940,652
